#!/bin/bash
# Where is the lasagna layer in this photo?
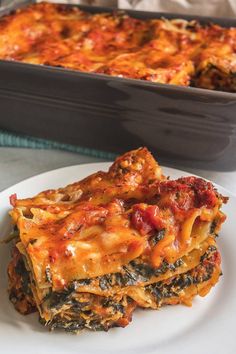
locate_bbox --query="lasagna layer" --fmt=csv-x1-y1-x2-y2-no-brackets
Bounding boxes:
8,235,214,315
0,3,236,91
9,240,220,332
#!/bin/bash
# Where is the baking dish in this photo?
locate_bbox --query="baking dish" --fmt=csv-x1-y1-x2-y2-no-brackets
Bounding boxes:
0,1,236,171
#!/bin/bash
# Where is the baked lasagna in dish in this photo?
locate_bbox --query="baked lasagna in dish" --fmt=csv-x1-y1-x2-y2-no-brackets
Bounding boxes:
7,148,227,332
0,2,236,92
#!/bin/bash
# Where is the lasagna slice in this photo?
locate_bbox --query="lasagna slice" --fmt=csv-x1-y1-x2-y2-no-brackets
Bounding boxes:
7,148,227,332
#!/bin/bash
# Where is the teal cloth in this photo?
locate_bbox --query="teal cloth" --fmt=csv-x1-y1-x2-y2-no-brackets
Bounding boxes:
0,129,116,160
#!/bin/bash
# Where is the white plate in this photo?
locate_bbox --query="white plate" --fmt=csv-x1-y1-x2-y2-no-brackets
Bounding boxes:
0,163,235,354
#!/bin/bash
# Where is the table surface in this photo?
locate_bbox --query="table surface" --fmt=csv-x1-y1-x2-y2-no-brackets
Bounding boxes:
0,147,236,195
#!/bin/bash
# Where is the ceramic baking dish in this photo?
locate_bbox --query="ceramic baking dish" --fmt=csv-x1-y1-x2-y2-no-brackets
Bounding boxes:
0,2,236,170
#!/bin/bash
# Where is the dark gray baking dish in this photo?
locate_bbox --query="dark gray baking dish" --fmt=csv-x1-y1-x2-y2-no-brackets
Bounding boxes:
0,2,236,171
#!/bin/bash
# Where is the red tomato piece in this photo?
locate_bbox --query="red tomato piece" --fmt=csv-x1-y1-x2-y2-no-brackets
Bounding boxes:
131,204,164,236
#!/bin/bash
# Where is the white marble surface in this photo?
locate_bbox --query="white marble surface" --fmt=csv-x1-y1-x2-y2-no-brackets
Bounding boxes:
0,147,235,195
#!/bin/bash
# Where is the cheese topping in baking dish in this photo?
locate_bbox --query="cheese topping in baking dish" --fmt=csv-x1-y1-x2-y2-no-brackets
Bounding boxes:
0,2,236,91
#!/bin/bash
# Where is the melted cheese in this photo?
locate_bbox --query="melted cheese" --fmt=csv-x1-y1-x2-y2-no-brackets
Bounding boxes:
0,3,236,91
